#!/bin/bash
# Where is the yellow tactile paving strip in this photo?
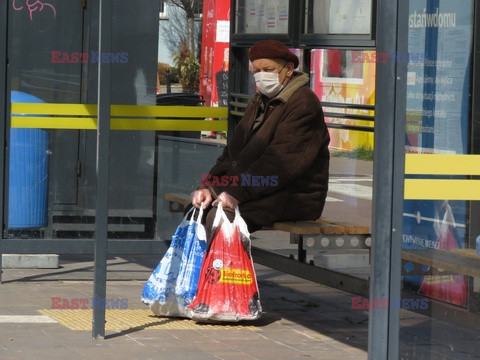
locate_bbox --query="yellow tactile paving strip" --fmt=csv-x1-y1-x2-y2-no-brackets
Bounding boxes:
38,309,260,331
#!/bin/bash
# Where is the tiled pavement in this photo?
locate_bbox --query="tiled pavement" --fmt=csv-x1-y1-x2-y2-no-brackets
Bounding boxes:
0,254,369,360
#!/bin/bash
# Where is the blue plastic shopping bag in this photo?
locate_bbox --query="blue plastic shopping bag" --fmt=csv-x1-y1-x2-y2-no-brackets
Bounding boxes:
141,206,206,317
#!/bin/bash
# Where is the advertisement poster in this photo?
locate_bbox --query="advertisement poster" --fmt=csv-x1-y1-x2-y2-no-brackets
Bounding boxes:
310,49,375,151
402,0,474,306
199,0,230,108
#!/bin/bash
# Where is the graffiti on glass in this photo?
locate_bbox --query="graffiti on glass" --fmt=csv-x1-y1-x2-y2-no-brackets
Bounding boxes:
12,0,56,31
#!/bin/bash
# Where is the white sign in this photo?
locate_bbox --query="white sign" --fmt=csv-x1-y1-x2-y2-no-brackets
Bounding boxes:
216,20,230,43
329,0,372,34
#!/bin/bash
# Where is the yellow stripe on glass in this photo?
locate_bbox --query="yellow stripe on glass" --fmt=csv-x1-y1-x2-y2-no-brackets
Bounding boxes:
11,117,98,130
404,154,480,200
405,153,480,175
110,119,228,131
404,179,480,200
11,103,97,116
110,104,228,118
10,103,228,132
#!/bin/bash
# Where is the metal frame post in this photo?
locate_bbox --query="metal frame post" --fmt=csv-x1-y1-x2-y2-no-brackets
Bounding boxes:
92,0,112,340
0,0,7,283
469,0,480,267
368,0,407,358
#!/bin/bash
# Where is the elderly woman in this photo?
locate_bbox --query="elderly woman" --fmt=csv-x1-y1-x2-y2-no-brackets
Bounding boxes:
189,39,330,240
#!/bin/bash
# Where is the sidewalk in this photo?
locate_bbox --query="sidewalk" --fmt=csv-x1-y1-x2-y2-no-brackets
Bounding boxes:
0,254,368,360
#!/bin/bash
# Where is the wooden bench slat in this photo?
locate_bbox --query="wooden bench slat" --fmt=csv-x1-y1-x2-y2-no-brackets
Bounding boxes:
165,192,191,206
273,219,369,235
273,221,347,235
164,192,370,236
402,249,480,278
315,219,370,234
450,248,479,259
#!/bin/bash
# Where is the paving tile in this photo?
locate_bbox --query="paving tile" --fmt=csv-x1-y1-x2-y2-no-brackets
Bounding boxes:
1,254,477,359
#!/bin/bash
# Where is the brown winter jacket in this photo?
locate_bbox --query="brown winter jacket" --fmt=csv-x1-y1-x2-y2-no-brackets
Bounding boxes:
206,72,330,227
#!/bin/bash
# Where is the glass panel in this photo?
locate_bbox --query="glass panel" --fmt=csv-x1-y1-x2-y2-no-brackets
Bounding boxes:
157,1,204,96
235,0,289,34
305,0,372,35
5,1,160,241
250,48,373,281
156,138,226,240
310,48,374,227
6,0,84,239
400,0,479,357
152,1,230,241
106,1,159,240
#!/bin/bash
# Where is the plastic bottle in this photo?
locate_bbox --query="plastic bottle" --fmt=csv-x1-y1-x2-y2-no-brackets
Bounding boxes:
476,235,480,256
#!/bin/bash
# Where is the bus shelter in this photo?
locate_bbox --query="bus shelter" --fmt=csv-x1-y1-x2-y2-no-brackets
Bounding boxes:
230,0,479,357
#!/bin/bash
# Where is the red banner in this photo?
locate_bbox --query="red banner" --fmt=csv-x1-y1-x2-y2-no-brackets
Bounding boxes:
199,0,230,107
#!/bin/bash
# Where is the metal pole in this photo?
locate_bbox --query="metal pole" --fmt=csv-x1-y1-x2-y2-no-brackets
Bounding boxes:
0,0,9,284
368,0,406,358
92,0,112,340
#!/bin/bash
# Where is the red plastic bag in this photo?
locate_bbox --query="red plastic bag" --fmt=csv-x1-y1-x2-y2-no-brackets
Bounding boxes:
420,203,467,305
188,203,262,322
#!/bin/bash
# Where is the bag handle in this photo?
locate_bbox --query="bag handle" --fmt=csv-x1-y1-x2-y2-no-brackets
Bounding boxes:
188,202,205,225
234,205,250,238
212,202,230,230
211,203,251,240
196,202,204,225
183,205,196,224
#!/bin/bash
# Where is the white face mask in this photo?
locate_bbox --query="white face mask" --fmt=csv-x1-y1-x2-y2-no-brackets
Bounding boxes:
254,71,283,98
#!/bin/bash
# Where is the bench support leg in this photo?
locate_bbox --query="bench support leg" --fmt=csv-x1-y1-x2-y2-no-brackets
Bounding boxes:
291,233,306,263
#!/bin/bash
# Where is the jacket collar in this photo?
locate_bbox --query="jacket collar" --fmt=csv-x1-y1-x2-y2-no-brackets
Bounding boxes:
275,71,309,102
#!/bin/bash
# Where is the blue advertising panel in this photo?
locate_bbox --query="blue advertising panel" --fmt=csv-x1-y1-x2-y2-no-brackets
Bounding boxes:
402,0,474,306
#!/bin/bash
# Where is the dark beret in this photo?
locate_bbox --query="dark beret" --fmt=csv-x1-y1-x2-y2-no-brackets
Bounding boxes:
248,40,299,68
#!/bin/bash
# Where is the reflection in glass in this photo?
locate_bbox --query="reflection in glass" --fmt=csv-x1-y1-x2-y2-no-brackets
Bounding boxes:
5,1,159,240
402,0,473,302
7,0,83,239
308,48,374,234
305,0,372,35
400,0,478,357
310,49,374,153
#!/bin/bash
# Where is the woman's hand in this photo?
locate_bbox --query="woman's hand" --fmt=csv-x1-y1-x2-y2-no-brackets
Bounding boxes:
212,191,238,210
191,189,213,209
